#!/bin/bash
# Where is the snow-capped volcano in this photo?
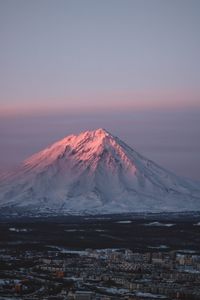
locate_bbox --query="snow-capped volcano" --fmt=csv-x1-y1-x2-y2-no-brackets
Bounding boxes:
0,128,200,215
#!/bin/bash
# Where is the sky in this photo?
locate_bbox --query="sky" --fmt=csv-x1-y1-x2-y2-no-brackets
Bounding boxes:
0,0,200,180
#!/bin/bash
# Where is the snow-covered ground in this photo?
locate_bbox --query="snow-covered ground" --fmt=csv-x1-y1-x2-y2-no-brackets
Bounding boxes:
0,128,200,216
9,227,32,232
136,291,167,299
148,245,169,250
116,220,132,224
194,221,200,226
144,222,175,227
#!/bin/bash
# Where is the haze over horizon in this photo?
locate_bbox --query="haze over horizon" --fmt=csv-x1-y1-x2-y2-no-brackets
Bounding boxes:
0,0,200,180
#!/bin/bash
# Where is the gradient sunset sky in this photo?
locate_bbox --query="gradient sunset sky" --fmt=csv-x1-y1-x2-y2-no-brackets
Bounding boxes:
0,0,200,179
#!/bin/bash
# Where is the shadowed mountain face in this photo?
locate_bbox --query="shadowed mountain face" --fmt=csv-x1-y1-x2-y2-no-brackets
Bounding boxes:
0,128,200,216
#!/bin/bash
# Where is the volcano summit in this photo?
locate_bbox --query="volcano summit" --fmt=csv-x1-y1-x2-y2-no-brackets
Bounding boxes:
0,128,200,216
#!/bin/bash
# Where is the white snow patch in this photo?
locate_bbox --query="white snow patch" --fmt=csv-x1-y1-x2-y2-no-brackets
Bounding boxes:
9,227,31,232
116,220,132,224
65,229,84,232
148,245,169,250
136,291,167,299
144,222,175,227
194,222,200,226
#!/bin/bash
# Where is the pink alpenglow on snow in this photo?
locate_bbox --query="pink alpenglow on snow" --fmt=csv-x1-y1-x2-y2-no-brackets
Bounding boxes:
0,129,200,216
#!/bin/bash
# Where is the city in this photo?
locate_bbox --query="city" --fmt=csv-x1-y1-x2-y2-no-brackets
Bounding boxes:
1,240,200,299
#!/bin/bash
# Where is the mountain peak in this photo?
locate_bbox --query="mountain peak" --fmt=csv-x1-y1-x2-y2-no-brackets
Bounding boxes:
93,128,110,137
76,128,111,142
59,128,115,155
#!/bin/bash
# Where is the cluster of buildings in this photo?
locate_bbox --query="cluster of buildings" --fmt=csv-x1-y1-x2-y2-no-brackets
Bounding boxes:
0,247,200,300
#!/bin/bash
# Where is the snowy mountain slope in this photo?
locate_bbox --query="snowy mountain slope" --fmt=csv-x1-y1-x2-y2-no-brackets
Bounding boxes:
0,128,200,215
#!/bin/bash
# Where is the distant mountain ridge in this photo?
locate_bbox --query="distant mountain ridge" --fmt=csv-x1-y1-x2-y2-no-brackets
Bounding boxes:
0,128,200,216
